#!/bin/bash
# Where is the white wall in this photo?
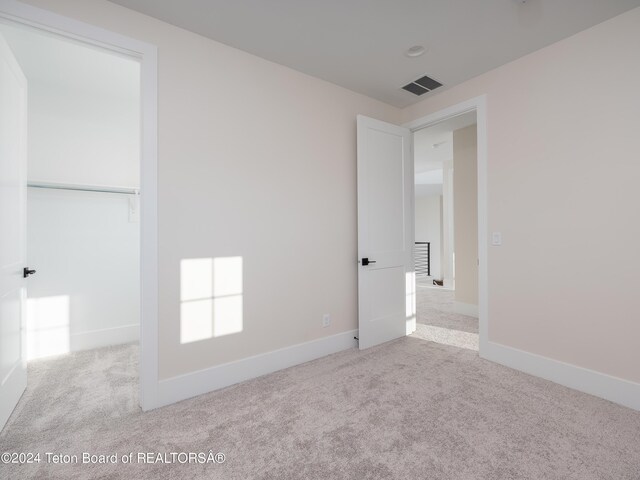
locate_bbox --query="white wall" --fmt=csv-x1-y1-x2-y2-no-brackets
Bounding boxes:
26,189,139,359
453,125,478,310
28,80,140,187
21,0,401,380
403,7,640,384
0,20,141,187
414,194,442,279
13,29,141,358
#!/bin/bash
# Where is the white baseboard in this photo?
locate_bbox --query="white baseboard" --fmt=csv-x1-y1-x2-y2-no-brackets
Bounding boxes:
454,301,478,318
70,324,139,352
156,329,358,409
150,326,640,413
482,340,640,411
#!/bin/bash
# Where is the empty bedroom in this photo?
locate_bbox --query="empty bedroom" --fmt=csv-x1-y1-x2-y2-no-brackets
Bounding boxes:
1,1,639,479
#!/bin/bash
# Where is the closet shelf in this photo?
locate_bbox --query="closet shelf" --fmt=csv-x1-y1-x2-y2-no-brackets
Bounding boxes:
27,181,139,195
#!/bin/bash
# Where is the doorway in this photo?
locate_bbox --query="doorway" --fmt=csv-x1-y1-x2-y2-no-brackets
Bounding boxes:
404,97,488,354
0,19,141,427
412,112,479,351
355,97,487,353
0,1,158,429
3,20,141,353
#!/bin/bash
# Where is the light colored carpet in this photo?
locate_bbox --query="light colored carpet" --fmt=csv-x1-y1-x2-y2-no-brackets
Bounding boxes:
2,311,640,478
415,286,479,350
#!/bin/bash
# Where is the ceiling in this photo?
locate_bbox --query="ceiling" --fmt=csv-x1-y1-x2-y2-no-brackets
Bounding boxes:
109,0,640,107
0,21,139,100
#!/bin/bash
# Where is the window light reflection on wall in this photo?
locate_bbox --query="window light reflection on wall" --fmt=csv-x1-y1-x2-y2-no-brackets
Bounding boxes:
26,295,70,360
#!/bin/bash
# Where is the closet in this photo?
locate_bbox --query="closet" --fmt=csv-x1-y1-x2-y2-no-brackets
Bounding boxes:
0,21,141,361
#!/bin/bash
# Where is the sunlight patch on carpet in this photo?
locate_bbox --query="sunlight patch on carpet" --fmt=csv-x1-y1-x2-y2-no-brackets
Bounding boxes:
412,323,479,351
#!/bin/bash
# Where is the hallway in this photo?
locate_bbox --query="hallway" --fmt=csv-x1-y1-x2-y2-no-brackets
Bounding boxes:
413,284,479,351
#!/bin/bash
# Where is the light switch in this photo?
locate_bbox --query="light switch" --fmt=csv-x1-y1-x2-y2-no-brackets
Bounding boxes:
492,232,502,246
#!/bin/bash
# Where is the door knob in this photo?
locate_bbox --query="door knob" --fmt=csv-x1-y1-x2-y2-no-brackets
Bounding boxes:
361,258,376,266
23,267,36,278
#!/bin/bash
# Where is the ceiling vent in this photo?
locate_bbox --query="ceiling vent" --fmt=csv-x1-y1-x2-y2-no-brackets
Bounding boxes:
401,75,443,96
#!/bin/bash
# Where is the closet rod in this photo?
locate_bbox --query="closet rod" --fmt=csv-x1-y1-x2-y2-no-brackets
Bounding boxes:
27,181,139,195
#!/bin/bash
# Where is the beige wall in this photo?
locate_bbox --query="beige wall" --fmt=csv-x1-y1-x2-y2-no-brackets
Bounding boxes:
403,7,640,383
453,125,478,306
23,0,400,379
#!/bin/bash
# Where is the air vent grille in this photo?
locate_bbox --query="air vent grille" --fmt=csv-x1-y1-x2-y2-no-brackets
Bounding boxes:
402,75,443,96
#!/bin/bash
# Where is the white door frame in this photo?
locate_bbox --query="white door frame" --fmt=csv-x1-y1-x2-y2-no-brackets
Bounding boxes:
0,0,159,411
404,95,488,354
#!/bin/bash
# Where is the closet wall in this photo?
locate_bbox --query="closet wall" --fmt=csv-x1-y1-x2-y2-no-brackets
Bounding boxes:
2,24,142,359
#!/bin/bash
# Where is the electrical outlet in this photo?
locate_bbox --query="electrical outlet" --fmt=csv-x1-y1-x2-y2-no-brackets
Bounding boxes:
322,314,331,328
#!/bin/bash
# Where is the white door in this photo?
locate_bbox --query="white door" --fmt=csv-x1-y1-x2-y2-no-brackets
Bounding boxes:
357,115,415,350
0,32,28,431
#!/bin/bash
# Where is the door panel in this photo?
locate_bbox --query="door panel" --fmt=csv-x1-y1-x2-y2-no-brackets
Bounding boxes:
367,130,405,254
357,115,415,350
0,57,23,268
0,290,22,381
0,32,27,432
367,266,405,321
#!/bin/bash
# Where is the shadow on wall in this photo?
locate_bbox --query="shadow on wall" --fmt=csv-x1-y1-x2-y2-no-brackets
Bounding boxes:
180,257,243,344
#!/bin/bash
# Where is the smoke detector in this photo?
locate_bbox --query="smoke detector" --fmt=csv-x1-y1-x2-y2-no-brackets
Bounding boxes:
405,45,426,58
